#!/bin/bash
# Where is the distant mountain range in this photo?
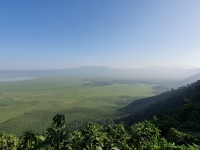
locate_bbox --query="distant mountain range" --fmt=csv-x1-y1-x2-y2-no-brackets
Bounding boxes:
178,72,200,86
0,66,200,80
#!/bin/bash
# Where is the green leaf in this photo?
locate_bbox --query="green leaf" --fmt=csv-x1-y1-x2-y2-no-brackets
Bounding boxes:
36,135,46,141
65,133,74,141
95,146,103,150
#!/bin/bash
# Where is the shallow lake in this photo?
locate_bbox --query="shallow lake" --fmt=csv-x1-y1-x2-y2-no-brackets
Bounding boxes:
0,77,35,82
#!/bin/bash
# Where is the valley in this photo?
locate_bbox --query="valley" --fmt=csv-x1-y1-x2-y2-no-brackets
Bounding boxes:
1,66,199,136
0,76,160,136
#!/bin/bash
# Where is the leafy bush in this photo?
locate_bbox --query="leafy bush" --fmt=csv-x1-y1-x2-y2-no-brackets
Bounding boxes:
0,131,18,150
1,114,200,150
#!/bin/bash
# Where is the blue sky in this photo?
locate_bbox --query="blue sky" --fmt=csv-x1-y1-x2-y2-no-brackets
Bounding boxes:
0,0,200,70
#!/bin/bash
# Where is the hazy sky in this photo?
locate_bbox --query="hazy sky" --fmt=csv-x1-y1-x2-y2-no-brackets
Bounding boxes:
0,0,200,70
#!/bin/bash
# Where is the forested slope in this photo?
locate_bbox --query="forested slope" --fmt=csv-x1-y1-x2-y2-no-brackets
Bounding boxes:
119,80,200,124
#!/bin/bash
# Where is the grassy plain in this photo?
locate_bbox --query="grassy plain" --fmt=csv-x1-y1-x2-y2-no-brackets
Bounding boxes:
0,76,156,136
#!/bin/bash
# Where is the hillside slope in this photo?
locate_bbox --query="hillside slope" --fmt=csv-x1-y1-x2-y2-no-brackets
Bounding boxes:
178,72,200,86
119,80,200,124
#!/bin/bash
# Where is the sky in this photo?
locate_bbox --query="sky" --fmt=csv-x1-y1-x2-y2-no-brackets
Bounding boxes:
0,0,200,70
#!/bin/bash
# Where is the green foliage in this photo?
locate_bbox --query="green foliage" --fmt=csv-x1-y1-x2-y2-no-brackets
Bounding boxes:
1,114,200,150
0,131,18,150
105,123,130,149
152,103,200,142
35,127,74,150
34,114,74,150
52,114,66,129
167,128,197,146
130,120,161,149
17,131,37,150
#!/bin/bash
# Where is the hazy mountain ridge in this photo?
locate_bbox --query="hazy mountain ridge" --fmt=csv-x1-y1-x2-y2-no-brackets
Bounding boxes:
1,66,200,79
178,72,200,86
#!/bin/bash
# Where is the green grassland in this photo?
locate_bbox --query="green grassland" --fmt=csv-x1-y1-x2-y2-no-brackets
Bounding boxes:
0,77,156,136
